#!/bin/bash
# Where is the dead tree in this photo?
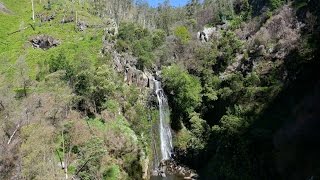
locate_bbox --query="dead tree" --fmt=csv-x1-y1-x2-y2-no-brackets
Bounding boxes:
31,0,35,22
0,101,4,111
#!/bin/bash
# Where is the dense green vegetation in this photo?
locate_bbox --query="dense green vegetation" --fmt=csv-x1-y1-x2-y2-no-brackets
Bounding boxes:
159,0,320,179
1,0,320,179
116,22,166,70
0,0,157,179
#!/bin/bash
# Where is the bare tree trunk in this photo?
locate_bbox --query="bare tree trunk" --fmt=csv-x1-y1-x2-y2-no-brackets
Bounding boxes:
31,0,35,22
56,149,64,168
0,101,4,110
75,11,78,25
65,146,73,179
74,159,91,177
23,81,27,97
62,131,68,179
7,123,20,145
9,23,35,35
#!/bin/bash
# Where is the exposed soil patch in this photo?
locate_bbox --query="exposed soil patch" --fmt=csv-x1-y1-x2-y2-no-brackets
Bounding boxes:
0,2,12,14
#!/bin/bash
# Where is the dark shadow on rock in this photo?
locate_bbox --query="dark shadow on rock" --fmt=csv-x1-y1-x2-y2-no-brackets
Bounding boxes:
30,35,60,50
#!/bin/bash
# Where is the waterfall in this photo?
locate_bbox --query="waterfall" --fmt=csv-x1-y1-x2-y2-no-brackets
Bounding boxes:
154,80,173,161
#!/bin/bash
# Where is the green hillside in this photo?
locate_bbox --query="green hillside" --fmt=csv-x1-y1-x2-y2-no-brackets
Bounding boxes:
0,0,320,179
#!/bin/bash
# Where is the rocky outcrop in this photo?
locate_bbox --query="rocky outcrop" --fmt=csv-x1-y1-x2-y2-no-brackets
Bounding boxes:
101,19,152,89
197,27,216,42
108,50,154,88
104,19,118,36
30,35,60,50
153,160,199,179
197,23,228,42
220,5,302,79
125,67,149,87
61,16,74,24
247,5,301,59
37,13,55,22
77,21,88,31
76,18,117,33
142,157,149,179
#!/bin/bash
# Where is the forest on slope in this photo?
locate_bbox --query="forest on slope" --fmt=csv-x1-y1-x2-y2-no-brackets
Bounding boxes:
0,0,320,179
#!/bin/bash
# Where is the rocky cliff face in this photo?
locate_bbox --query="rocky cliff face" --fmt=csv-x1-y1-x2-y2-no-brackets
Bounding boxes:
113,51,154,89
102,30,155,89
219,5,303,80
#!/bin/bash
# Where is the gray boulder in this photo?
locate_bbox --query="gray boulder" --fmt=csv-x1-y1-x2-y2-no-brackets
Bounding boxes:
61,16,74,24
30,35,60,50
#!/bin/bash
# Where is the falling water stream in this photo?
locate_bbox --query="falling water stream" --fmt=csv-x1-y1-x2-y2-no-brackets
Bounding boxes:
154,80,173,162
151,80,186,179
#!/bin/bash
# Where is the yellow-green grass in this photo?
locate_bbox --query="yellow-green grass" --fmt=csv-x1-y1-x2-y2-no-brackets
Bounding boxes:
0,0,105,80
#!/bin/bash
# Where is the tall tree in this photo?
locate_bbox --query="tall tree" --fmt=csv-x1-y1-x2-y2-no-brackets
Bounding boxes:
156,0,172,35
16,56,30,98
31,0,35,22
186,0,200,18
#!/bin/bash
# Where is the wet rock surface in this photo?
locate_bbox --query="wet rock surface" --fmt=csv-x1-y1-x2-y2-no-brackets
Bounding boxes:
153,160,199,180
30,35,60,50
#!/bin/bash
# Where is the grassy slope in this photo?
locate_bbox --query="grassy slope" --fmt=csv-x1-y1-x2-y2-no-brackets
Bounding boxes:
0,0,103,80
0,1,153,179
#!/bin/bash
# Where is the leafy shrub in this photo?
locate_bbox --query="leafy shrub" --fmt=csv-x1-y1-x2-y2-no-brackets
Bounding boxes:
189,112,210,150
137,52,154,70
134,27,150,40
117,23,161,71
229,15,244,30
48,53,73,79
133,38,153,57
118,22,150,42
174,126,192,151
103,165,120,180
202,74,220,102
174,26,191,45
102,99,120,113
115,40,129,52
152,29,166,49
14,87,30,98
194,43,218,71
162,65,202,117
118,23,136,41
244,72,260,87
215,31,243,72
269,0,284,10
77,137,106,180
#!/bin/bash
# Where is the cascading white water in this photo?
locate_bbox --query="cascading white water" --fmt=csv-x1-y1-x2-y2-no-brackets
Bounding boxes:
154,80,173,161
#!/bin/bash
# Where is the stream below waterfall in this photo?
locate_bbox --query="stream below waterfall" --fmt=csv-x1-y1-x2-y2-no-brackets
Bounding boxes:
150,174,184,180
